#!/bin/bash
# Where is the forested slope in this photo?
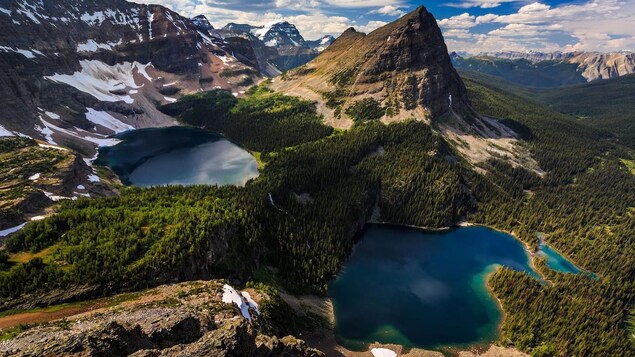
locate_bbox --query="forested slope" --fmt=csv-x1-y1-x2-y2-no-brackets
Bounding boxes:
464,75,635,356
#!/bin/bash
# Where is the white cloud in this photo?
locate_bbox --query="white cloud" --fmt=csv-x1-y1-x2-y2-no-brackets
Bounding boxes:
439,13,476,29
369,5,405,17
443,0,520,9
440,0,635,53
356,20,388,34
322,0,403,7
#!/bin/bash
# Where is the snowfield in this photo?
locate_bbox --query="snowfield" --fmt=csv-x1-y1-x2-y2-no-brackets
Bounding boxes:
0,124,14,137
36,117,122,147
86,108,134,134
76,39,122,53
44,60,153,104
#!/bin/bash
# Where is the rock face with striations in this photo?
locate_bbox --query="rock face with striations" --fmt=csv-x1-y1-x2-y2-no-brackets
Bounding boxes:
0,0,260,154
271,6,473,128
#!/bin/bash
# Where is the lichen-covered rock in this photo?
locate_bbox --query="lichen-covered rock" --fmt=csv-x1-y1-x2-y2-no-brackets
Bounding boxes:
0,281,323,357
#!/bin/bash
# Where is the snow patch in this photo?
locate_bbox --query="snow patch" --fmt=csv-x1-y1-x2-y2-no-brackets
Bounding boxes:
77,39,121,53
77,185,86,190
0,124,14,137
222,284,260,322
0,46,44,59
88,174,100,183
17,9,41,24
85,108,134,134
0,8,11,16
0,223,27,237
164,97,177,103
371,348,397,357
28,173,41,181
45,60,153,104
35,122,57,145
44,111,60,120
39,143,68,151
217,55,232,64
31,216,46,221
241,291,260,315
37,117,122,147
44,191,71,202
148,11,155,39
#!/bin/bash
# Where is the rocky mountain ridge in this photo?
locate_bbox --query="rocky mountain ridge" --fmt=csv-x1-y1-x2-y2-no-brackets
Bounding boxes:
0,0,260,154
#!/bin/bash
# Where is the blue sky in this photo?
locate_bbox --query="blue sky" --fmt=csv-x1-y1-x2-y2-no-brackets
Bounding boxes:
132,0,635,53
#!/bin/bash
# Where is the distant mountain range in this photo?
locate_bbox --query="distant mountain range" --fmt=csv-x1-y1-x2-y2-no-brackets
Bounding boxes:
220,21,334,75
451,51,635,87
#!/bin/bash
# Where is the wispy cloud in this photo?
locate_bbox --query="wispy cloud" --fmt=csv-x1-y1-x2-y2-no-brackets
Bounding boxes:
442,0,520,9
369,5,405,17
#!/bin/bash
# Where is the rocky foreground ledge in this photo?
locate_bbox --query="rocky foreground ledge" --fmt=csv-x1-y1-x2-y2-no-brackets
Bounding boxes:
0,280,323,357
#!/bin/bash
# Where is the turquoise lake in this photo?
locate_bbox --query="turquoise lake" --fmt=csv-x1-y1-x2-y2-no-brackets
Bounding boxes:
537,243,584,274
96,126,259,187
329,224,541,351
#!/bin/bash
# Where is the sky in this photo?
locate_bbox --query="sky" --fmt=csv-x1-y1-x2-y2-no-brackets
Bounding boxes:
131,0,635,53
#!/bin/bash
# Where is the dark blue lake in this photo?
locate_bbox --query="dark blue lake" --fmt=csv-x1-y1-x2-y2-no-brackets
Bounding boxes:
329,224,540,351
96,126,259,187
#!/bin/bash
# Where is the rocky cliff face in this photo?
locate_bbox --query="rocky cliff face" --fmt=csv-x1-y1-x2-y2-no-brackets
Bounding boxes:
568,52,635,81
0,280,324,357
0,0,261,154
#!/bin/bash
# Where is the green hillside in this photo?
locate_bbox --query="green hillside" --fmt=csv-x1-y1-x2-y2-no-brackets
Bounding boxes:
460,70,635,149
531,74,635,148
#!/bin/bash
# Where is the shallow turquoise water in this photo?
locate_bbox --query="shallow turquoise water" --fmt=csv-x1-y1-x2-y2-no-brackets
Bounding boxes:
95,126,259,187
329,224,540,350
537,243,584,274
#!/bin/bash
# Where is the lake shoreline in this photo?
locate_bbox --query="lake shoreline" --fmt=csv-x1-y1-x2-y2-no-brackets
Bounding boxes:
96,126,259,188
371,221,544,276
325,223,536,355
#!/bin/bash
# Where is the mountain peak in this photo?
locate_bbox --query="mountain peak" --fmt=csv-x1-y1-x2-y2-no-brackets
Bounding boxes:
408,5,431,18
271,6,473,127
